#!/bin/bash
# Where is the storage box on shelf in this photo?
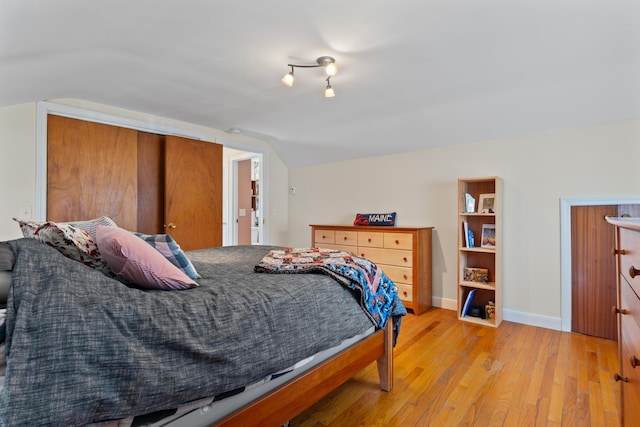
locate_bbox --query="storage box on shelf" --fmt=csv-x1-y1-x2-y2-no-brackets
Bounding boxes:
310,225,433,315
457,177,502,327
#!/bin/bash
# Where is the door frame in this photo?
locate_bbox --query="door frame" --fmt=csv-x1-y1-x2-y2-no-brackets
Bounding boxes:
225,153,264,246
560,196,640,332
221,146,267,247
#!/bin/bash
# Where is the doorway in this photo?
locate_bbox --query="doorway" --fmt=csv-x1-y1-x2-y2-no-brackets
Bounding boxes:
560,196,640,334
222,148,265,246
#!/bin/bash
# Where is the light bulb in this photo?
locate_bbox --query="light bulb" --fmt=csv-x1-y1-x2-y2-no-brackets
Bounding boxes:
325,62,338,76
324,83,335,98
281,71,294,87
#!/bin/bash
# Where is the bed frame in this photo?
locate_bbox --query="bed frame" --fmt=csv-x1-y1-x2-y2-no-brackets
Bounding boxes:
215,319,394,426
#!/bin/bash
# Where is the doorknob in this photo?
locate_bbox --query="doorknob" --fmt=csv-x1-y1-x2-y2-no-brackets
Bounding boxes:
166,223,177,229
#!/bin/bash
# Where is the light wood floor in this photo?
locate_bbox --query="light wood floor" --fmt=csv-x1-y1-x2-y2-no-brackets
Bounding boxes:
291,308,620,427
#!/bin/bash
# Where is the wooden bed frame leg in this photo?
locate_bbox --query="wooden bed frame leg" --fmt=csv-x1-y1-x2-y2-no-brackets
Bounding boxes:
376,318,394,392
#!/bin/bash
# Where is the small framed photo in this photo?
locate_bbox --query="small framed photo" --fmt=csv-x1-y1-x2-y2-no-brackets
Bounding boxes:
478,193,496,213
481,224,496,248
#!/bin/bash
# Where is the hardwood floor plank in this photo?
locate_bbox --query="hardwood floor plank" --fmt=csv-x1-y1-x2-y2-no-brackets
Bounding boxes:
291,309,620,427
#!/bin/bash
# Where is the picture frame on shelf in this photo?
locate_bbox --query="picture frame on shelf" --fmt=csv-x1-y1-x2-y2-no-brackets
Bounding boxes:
481,224,496,248
478,193,496,213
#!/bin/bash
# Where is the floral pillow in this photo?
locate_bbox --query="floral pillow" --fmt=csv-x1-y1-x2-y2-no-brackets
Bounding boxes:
13,218,112,275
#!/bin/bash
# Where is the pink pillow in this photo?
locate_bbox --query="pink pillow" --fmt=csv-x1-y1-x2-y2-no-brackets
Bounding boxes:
96,226,198,290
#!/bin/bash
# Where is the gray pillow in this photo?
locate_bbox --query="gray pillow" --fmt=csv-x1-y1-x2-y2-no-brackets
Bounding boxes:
0,243,14,271
66,216,117,240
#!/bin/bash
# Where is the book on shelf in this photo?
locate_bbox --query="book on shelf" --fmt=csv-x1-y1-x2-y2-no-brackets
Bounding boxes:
463,221,475,248
461,289,476,317
463,222,469,247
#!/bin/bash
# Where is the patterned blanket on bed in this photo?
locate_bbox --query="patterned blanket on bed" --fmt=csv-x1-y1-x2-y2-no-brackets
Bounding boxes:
255,247,404,329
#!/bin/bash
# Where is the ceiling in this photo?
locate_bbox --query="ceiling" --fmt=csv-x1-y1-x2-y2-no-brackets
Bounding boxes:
1,1,639,168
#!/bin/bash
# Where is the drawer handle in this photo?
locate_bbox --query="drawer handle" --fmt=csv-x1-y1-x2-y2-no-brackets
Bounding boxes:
402,291,408,297
403,257,408,263
612,248,627,256
630,266,640,279
614,373,628,382
395,239,400,245
403,274,408,280
631,355,640,369
322,235,327,239
613,306,629,315
343,236,347,241
368,238,372,243
361,253,365,257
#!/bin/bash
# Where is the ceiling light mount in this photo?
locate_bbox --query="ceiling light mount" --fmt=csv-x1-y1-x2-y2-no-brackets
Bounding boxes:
281,56,338,97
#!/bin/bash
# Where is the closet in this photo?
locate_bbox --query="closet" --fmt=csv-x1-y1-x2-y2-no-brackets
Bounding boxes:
47,115,222,250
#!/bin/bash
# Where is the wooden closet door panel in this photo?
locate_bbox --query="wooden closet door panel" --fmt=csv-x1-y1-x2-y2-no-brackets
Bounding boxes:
571,204,618,339
47,115,138,229
137,132,165,234
164,136,223,250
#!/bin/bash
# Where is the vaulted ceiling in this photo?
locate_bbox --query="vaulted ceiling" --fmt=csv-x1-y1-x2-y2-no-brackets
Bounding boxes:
1,0,639,167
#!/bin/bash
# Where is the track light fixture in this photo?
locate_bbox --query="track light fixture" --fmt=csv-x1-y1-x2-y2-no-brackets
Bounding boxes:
281,56,338,97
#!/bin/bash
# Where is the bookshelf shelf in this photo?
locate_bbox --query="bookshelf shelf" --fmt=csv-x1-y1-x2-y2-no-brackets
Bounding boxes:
457,177,502,327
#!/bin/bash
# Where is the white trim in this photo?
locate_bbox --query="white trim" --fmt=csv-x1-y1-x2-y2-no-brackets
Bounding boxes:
503,309,561,331
433,297,458,311
559,196,640,332
432,298,561,330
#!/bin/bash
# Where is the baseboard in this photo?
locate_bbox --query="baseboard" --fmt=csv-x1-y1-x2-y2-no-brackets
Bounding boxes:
432,297,562,331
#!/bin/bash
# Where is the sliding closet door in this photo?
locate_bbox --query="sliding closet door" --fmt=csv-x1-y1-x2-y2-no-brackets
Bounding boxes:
47,115,139,229
164,136,223,250
137,132,165,234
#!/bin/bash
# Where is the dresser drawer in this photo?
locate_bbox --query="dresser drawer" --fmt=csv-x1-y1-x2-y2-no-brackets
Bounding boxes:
357,232,383,248
314,230,335,245
383,233,413,250
357,247,412,267
316,243,355,253
335,231,358,247
620,280,640,369
620,279,640,420
379,264,413,285
619,227,640,298
396,283,413,302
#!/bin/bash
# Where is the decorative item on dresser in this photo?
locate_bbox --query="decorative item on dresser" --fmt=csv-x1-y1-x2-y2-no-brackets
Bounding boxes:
457,177,503,327
310,224,433,314
606,216,640,426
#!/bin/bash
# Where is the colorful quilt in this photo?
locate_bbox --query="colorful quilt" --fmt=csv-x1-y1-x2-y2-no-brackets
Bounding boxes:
255,247,405,329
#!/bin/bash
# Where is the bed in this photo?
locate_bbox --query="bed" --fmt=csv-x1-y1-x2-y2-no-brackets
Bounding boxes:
0,221,405,426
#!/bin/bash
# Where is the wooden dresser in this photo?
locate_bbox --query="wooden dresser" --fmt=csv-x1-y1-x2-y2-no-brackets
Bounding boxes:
607,217,640,426
310,225,433,314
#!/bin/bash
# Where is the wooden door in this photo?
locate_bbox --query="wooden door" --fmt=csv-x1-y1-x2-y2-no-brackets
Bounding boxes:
47,115,139,229
571,205,618,339
164,136,223,250
136,132,165,234
571,204,640,339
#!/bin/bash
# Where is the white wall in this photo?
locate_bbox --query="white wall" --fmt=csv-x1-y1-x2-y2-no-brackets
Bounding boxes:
0,103,37,240
0,100,290,246
288,119,640,326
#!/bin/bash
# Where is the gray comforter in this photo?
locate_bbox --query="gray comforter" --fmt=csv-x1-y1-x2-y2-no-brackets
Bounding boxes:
0,239,375,426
